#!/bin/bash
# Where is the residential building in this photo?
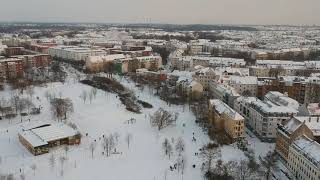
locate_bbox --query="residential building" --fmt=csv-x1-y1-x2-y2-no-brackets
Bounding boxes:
275,116,320,161
210,82,240,108
287,136,320,180
234,92,299,141
298,103,320,117
209,99,245,142
193,67,216,90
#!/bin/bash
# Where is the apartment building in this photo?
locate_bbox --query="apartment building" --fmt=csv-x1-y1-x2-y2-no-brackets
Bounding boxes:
234,92,299,141
226,76,258,96
85,54,126,73
298,103,320,117
249,60,320,78
0,58,24,79
115,55,162,74
192,67,216,90
209,99,245,142
209,82,240,109
275,116,320,161
4,47,25,56
287,136,320,180
48,46,107,61
258,76,320,104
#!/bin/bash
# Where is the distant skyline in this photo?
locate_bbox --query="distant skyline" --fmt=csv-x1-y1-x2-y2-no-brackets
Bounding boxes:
0,0,319,25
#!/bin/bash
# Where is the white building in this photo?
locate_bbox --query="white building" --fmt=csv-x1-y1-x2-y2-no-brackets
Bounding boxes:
48,46,107,61
234,92,299,141
287,135,320,180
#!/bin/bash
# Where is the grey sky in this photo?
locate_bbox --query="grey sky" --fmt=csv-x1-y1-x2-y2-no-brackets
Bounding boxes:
0,0,319,25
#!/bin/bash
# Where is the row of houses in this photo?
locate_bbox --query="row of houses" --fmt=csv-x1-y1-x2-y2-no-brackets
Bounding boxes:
250,60,320,77
0,55,51,79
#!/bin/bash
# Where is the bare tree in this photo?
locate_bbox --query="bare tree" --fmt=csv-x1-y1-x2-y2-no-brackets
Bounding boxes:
90,142,96,159
26,86,35,99
50,98,74,121
102,134,115,156
44,90,52,101
59,156,66,177
162,138,173,159
30,164,37,176
259,151,278,180
64,146,69,156
80,90,87,104
150,108,177,130
6,174,14,180
125,133,133,149
176,155,187,179
200,143,221,173
89,91,93,104
175,137,185,156
49,153,55,170
20,173,26,180
233,160,255,180
91,88,98,98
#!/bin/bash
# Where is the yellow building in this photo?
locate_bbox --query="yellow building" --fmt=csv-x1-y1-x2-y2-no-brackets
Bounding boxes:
209,99,245,141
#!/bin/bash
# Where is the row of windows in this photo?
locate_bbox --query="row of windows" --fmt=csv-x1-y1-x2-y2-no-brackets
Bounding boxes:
288,152,320,180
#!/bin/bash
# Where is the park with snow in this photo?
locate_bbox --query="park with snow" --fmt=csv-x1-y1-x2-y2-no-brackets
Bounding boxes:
0,66,274,180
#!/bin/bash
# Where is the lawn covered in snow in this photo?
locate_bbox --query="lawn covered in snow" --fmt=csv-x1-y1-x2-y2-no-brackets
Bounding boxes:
0,69,273,180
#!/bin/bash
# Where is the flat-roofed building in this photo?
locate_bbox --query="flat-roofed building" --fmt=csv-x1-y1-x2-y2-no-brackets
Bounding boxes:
18,122,81,156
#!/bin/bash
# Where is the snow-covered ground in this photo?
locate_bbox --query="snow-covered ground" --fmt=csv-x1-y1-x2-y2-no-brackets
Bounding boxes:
0,69,273,180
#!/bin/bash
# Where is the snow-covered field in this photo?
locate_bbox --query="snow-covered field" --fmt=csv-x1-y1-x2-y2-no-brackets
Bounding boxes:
0,69,273,180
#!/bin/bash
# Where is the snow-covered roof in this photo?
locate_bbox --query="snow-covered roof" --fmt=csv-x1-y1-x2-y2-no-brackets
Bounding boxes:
292,135,320,166
87,54,126,63
229,76,258,85
31,123,78,142
306,103,320,116
294,117,320,136
19,123,79,147
210,99,244,120
265,91,299,110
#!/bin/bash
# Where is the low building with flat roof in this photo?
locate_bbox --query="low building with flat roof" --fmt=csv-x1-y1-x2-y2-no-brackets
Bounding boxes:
18,122,81,155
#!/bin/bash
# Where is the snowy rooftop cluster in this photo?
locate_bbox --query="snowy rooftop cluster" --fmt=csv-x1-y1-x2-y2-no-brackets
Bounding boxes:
254,60,320,70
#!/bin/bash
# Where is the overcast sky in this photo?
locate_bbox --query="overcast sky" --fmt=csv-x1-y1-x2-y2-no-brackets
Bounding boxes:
0,0,319,25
